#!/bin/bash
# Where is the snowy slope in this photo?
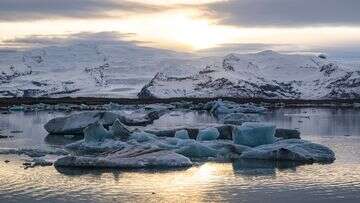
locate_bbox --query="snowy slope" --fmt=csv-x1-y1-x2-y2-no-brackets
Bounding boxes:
0,43,211,98
138,50,360,99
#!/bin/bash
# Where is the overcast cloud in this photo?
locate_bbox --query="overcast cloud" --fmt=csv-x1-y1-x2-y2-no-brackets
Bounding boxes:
205,0,360,27
0,0,162,21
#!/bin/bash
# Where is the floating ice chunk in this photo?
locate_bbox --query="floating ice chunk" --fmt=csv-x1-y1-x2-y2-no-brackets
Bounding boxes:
210,100,234,117
83,122,113,143
175,129,190,139
223,113,259,125
23,157,53,169
240,139,335,163
129,132,158,143
196,127,220,141
175,140,218,158
44,110,164,135
0,148,68,157
208,100,267,117
44,112,122,135
233,122,276,147
109,119,131,139
54,150,192,169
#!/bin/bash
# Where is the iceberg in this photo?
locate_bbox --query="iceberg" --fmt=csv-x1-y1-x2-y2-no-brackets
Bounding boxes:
44,112,123,135
174,129,190,139
54,149,192,169
196,127,220,141
209,100,267,119
240,139,335,163
44,110,165,135
210,100,234,117
233,122,276,147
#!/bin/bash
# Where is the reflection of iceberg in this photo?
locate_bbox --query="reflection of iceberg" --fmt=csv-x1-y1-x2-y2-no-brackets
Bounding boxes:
232,159,301,176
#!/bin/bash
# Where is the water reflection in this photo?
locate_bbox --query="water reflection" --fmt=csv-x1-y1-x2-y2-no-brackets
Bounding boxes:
232,159,301,177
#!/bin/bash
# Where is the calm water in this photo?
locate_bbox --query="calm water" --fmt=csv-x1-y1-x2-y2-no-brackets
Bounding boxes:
1,108,360,203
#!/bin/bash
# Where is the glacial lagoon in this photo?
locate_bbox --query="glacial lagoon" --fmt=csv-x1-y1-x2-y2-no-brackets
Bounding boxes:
1,107,360,203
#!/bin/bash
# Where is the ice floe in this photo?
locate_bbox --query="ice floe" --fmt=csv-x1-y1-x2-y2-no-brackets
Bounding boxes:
44,109,166,135
240,139,335,163
55,147,192,169
44,112,122,135
0,148,68,157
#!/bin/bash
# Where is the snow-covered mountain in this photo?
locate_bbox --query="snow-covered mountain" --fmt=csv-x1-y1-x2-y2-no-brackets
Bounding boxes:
1,44,360,99
138,50,360,99
0,43,214,97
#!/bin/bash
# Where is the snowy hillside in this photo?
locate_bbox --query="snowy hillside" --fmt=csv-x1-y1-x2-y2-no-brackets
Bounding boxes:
138,50,360,99
0,43,213,97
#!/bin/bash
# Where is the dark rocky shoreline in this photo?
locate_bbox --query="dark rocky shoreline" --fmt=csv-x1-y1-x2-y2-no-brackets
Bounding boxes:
0,97,360,108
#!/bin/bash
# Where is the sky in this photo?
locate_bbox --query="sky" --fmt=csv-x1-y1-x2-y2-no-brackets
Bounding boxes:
0,0,360,56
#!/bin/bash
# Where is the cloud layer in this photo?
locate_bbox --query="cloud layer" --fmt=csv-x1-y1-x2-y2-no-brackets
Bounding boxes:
0,0,161,21
2,0,359,27
206,0,360,27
